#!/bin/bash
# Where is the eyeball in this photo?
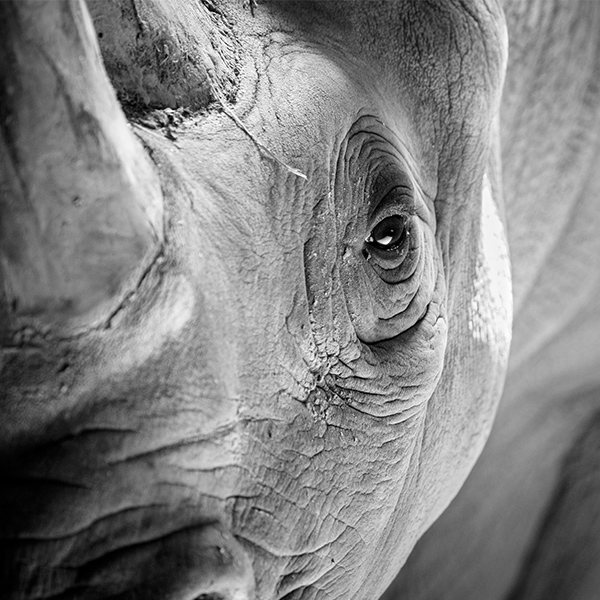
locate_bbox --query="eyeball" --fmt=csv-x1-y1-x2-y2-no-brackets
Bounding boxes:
362,213,419,285
365,215,407,251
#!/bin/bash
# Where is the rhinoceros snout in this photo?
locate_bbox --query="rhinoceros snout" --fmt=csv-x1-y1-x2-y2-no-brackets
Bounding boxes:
0,520,255,600
77,522,255,600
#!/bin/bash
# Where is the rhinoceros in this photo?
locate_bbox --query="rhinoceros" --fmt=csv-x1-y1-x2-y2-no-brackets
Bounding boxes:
0,1,598,599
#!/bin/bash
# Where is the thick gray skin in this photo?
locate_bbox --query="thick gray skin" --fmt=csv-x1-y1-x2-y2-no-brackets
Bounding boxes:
1,1,512,599
386,1,600,599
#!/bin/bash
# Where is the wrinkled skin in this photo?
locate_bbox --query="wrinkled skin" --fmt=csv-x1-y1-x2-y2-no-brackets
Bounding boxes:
385,1,600,599
0,1,513,599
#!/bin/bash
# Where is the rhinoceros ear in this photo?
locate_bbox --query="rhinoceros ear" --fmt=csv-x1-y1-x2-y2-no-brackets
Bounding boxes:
0,0,163,331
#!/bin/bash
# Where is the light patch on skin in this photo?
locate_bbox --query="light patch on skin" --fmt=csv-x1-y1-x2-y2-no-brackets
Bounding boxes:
468,173,512,355
108,276,196,375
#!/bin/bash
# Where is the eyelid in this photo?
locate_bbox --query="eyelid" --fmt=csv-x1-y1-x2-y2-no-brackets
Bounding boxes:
367,185,415,231
371,184,435,239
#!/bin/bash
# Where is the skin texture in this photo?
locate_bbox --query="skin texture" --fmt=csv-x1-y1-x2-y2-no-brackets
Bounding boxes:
385,1,600,599
2,0,514,599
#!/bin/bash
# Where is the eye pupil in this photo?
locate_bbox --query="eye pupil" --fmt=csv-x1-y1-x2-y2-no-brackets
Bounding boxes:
366,215,407,250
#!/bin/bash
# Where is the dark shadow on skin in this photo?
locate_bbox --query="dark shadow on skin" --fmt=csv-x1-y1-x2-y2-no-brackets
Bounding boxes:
506,391,600,600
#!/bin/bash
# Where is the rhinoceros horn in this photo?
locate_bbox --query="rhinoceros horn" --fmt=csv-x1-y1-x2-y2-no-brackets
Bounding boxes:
0,0,163,331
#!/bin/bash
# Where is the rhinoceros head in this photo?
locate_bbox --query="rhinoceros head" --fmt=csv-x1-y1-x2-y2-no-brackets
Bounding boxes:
0,1,511,598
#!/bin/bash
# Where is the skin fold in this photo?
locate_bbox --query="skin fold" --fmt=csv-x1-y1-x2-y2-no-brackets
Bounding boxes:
2,1,573,599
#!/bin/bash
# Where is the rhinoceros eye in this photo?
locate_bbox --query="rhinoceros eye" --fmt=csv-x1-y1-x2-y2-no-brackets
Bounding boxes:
365,215,407,250
362,210,416,285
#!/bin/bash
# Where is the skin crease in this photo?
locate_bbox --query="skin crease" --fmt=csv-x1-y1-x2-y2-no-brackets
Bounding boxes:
0,1,512,600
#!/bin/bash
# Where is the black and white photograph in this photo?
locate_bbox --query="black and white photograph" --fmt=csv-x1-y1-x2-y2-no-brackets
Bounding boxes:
1,1,599,599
